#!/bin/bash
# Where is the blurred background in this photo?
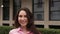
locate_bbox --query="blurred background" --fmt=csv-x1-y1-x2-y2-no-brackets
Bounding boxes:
0,0,60,29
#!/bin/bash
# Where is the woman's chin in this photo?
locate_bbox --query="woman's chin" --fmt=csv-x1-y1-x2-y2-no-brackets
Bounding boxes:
21,24,26,27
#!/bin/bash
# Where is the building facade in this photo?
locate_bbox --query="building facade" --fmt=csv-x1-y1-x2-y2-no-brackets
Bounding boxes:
0,0,60,29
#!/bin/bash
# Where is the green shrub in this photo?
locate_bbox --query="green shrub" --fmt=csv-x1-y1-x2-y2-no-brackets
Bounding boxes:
0,26,13,34
0,26,60,34
38,28,60,34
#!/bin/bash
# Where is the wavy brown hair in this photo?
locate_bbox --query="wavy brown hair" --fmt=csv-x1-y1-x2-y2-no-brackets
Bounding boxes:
14,8,41,34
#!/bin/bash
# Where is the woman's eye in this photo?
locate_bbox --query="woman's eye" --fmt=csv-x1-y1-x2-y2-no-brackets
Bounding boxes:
24,15,27,17
18,15,27,18
19,15,22,17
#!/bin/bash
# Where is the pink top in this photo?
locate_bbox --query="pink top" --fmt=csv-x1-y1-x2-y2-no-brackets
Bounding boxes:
9,27,33,34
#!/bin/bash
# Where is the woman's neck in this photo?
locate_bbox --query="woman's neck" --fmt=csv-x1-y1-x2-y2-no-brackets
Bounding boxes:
21,26,27,31
20,26,30,34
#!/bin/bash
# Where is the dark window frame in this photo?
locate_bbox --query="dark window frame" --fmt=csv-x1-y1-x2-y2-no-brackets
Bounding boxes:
49,0,60,21
49,25,60,29
3,23,9,26
13,0,21,20
32,0,44,21
3,0,10,20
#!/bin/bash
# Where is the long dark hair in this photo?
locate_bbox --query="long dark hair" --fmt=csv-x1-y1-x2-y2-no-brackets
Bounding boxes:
14,8,40,34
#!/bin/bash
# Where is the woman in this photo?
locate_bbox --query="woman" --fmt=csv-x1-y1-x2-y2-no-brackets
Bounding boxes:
9,8,41,34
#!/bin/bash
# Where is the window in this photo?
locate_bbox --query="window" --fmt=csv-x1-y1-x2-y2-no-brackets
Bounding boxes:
13,0,21,20
33,0,44,21
49,0,60,21
3,23,9,26
49,0,54,7
49,25,60,29
35,25,44,28
3,0,10,20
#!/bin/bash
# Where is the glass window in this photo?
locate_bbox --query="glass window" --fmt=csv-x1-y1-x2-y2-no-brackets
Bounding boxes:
3,0,10,20
13,0,21,20
49,0,60,21
33,0,44,21
35,25,44,28
49,25,60,29
3,23,9,26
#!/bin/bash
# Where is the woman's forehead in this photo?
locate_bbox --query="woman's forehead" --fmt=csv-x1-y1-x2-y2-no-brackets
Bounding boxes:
19,10,27,15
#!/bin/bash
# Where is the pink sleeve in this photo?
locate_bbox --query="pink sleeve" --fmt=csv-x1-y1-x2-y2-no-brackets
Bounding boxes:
9,29,15,34
9,30,13,34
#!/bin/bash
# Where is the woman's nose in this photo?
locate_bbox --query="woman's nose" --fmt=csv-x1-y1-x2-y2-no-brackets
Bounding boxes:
21,17,25,20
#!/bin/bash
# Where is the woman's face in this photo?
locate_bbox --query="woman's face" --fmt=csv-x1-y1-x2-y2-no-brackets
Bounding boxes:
18,10,28,27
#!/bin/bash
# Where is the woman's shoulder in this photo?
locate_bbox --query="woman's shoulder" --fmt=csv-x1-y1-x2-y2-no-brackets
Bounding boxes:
9,28,17,34
9,27,20,34
9,28,17,32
